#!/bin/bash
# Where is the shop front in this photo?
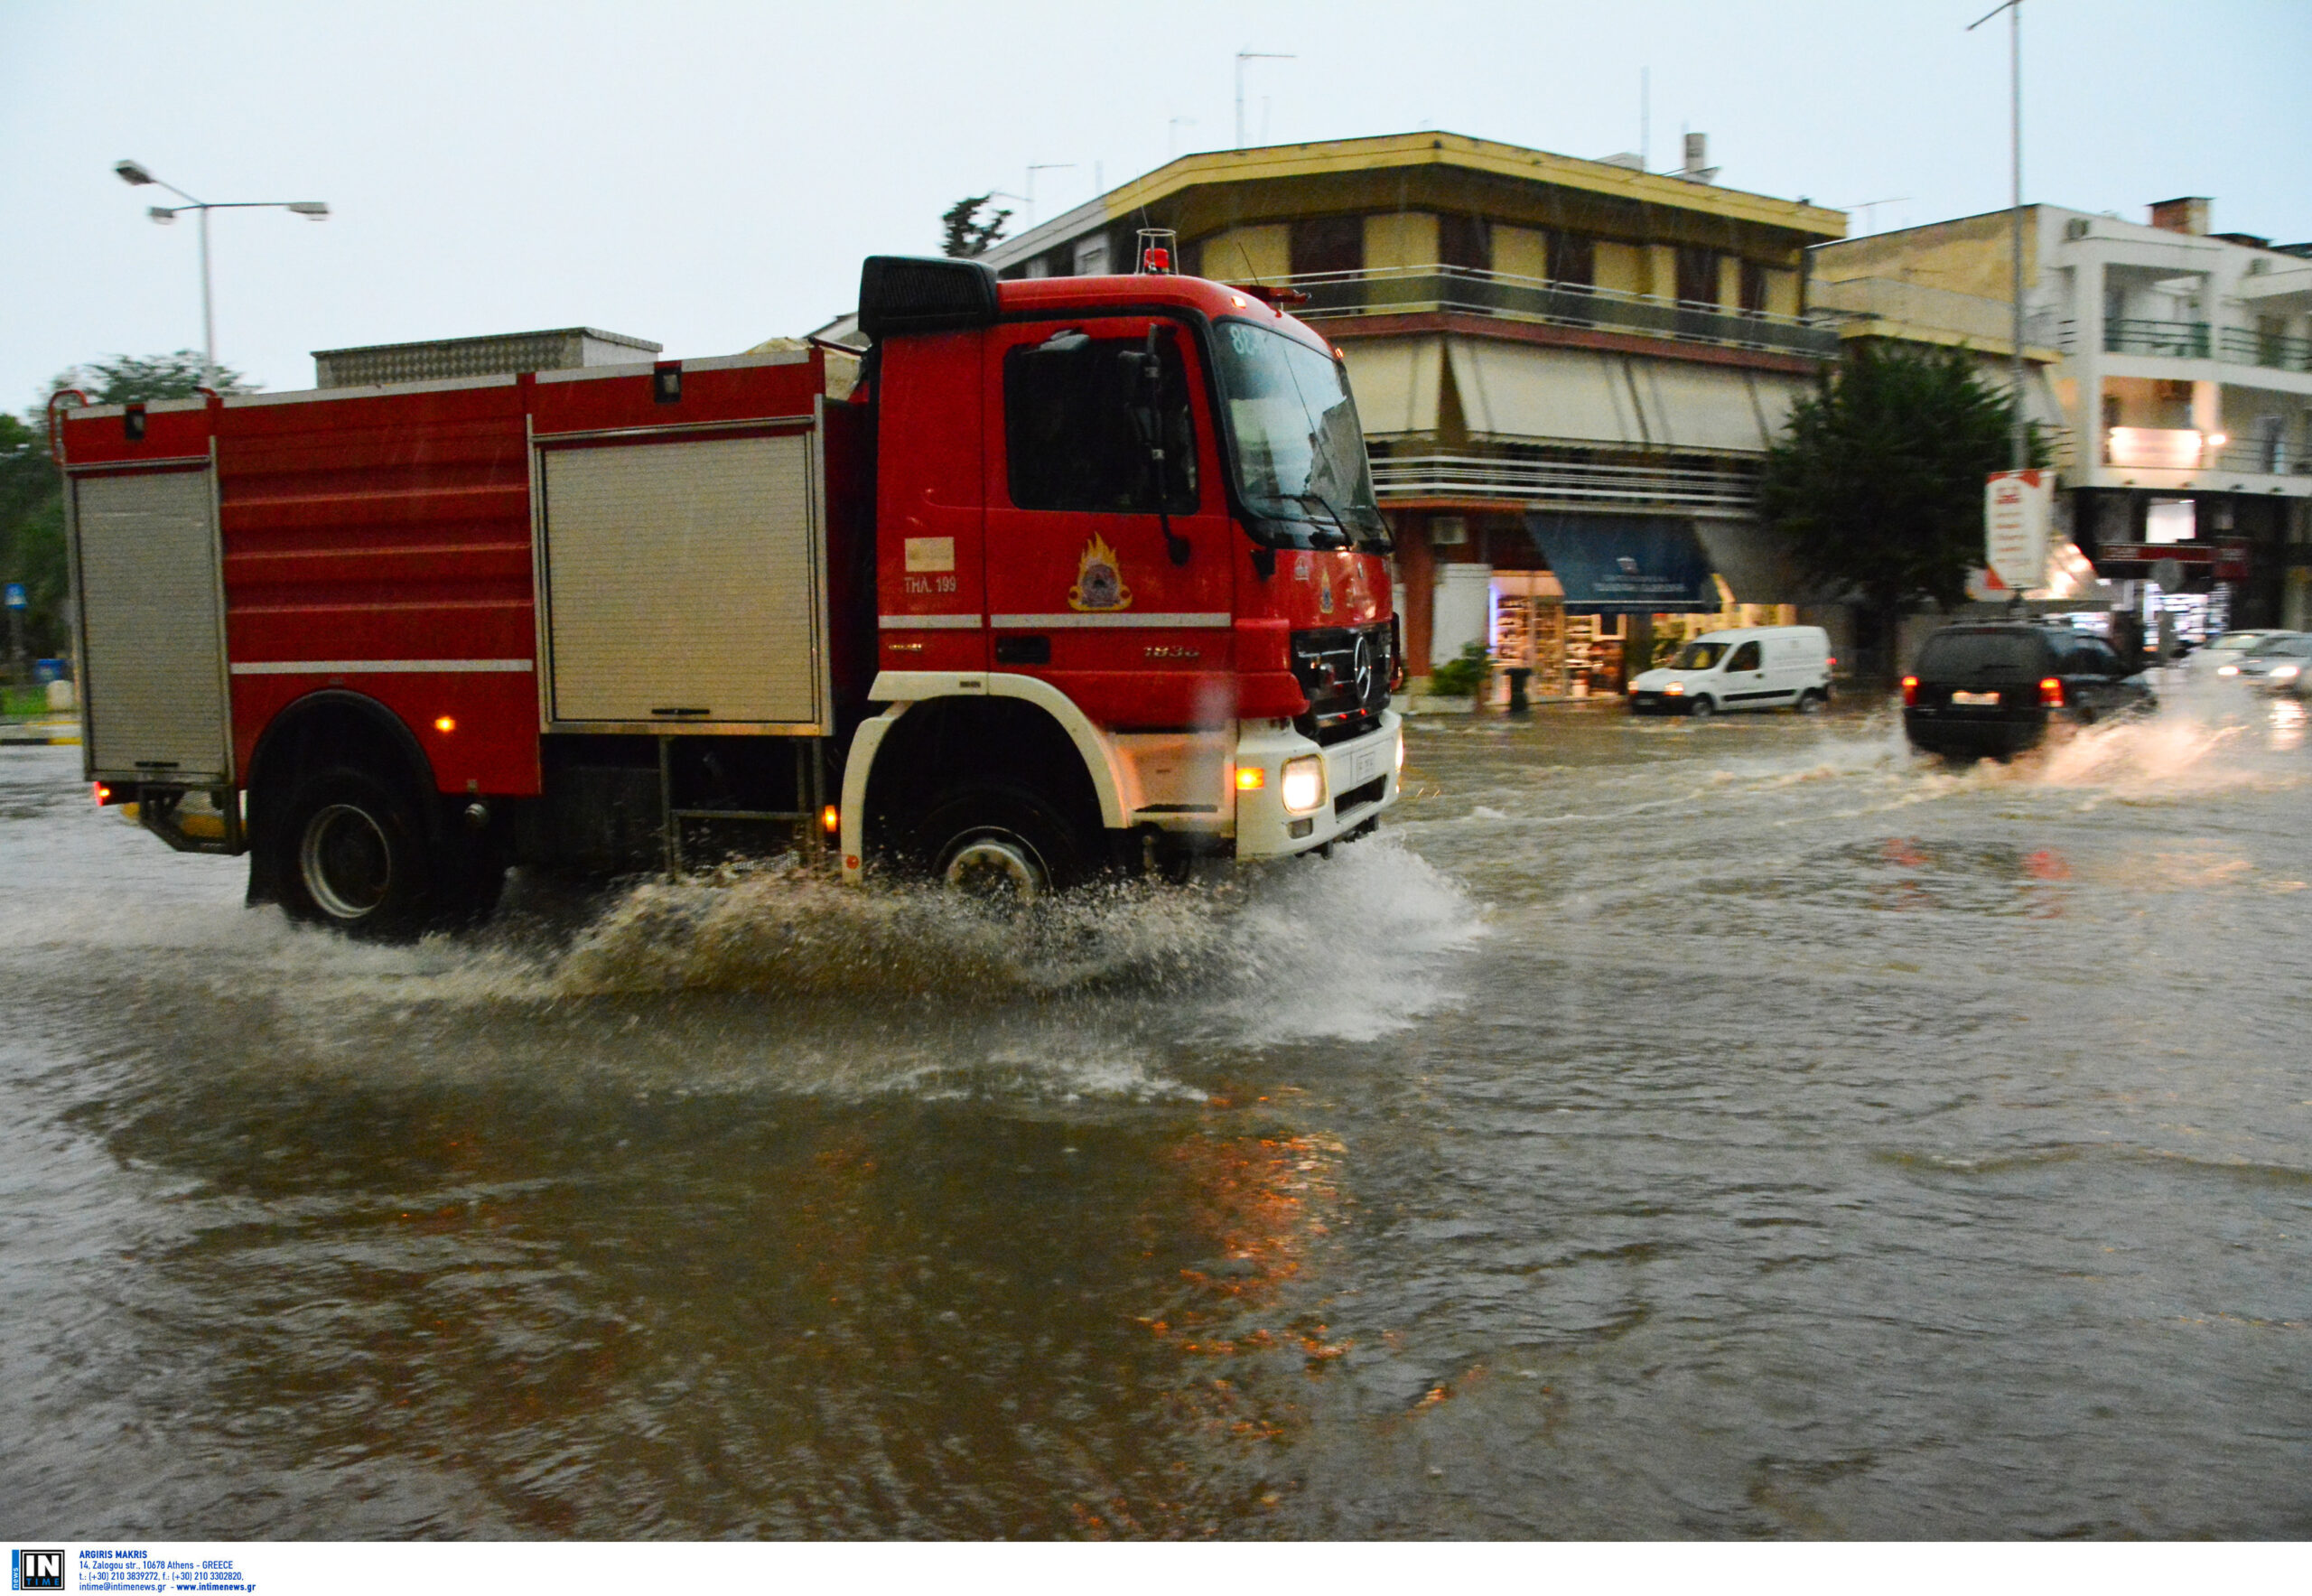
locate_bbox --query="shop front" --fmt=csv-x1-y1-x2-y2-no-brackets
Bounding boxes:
1412,509,1810,704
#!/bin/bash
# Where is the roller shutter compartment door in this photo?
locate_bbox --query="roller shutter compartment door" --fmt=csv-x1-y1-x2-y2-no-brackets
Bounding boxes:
74,469,230,781
542,434,825,729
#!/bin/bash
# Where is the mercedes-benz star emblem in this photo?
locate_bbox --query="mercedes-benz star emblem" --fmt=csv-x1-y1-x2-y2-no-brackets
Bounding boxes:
1353,631,1381,707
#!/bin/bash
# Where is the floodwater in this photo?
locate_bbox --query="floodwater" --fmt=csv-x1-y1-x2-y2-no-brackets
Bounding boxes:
4,689,2309,1539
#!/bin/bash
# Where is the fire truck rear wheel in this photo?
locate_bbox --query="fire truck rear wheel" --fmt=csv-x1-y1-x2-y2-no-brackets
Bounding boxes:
275,767,441,939
915,784,1090,907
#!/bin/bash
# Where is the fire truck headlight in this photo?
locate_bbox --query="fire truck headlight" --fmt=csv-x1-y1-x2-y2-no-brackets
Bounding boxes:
1281,755,1325,814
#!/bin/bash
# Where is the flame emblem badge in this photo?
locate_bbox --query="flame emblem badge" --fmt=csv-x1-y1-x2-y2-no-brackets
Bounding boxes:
1068,532,1133,612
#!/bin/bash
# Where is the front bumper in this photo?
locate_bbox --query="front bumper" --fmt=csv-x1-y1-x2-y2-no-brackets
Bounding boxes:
1232,712,1401,859
1627,691,1695,715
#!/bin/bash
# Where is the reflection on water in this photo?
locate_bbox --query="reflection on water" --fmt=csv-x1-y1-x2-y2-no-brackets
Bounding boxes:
4,692,2310,1538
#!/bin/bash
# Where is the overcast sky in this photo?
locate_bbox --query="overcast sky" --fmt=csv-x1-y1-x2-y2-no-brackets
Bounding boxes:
5,0,2307,409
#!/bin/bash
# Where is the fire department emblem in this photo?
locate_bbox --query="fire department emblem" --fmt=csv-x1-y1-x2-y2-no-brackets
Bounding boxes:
1318,565,1336,616
1068,533,1133,612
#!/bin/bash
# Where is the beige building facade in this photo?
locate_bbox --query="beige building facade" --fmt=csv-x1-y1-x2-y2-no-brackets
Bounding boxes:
972,133,1848,693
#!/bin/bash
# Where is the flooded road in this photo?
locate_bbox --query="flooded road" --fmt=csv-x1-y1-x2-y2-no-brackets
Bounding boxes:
4,695,2309,1539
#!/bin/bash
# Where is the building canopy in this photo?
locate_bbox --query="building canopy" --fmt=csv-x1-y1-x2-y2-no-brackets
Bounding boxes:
1524,513,1716,611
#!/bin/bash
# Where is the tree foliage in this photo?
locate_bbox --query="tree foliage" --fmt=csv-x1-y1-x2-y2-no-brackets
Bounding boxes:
48,350,256,405
1758,342,2046,630
2,353,260,660
939,194,1012,259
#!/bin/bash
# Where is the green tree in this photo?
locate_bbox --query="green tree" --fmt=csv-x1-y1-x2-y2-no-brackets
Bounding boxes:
1758,342,2046,678
2,352,259,662
50,350,256,405
939,194,1012,259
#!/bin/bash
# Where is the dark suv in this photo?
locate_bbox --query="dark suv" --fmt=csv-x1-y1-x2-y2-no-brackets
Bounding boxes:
1902,622,2155,758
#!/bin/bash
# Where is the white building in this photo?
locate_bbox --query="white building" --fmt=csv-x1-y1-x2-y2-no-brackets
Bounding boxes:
1816,198,2312,631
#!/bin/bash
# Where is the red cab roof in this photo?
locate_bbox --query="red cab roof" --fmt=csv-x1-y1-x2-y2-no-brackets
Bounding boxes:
996,273,1335,354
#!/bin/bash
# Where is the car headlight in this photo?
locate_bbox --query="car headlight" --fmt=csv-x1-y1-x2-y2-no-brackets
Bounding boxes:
2274,665,2300,680
1664,682,1684,695
2217,664,2238,677
1280,754,1326,814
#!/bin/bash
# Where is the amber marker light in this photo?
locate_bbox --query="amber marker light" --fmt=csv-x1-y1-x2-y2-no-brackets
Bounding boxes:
434,716,456,733
820,804,840,834
1235,767,1266,790
1901,676,1920,706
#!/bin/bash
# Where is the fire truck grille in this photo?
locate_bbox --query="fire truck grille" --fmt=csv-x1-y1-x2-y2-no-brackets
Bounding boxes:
1291,622,1395,746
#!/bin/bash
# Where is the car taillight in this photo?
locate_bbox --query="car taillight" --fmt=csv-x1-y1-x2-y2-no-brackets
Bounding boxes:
1900,676,1919,707
2039,677,2064,707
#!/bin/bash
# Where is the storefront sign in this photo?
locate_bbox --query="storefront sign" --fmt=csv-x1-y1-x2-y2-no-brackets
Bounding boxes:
1523,514,1713,612
1985,470,2051,592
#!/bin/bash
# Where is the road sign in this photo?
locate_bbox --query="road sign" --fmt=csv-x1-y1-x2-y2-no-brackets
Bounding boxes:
1985,470,2051,593
2,583,24,611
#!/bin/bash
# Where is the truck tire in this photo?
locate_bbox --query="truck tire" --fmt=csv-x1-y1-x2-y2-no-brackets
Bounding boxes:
913,783,1091,907
273,766,449,939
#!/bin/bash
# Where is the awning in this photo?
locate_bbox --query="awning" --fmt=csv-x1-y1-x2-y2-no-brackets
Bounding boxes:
1339,338,1442,437
1624,361,1789,453
1446,340,1645,446
1524,513,1715,611
1692,520,1804,605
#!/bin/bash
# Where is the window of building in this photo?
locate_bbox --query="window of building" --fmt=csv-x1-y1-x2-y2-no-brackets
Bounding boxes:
1439,213,1491,272
1546,231,1595,289
1290,215,1364,276
1675,246,1721,307
1073,234,1112,275
1004,328,1198,514
1739,260,1768,314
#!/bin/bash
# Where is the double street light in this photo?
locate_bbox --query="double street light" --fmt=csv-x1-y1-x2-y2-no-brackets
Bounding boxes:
114,159,329,394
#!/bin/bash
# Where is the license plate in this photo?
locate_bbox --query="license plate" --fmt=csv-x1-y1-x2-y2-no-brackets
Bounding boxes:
1951,690,2000,706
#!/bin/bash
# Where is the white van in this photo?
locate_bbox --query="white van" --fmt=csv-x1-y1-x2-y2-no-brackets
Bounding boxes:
1627,626,1833,718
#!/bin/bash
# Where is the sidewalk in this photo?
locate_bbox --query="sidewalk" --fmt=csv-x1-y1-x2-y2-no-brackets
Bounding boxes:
0,714,79,746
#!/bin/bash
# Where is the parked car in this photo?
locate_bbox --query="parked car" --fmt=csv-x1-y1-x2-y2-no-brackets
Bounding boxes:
1627,626,1833,718
2221,633,2312,696
1902,622,2155,759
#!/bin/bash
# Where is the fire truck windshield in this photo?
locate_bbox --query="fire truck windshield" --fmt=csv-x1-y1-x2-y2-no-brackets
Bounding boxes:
1214,319,1387,551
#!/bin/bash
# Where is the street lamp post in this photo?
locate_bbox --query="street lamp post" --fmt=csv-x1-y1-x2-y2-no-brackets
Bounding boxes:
1967,1,2028,471
114,160,328,394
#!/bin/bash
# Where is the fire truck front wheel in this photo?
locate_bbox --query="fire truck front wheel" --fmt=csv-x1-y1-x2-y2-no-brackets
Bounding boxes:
914,783,1091,907
274,767,459,939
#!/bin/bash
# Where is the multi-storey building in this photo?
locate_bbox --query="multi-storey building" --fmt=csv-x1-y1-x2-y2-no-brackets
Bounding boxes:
1815,200,2312,634
954,132,1848,693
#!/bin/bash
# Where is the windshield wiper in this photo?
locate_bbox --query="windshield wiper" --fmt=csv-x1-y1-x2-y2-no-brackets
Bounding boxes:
1281,490,1353,549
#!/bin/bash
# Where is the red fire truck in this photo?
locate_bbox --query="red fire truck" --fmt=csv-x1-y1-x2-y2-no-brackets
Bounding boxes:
53,253,1403,936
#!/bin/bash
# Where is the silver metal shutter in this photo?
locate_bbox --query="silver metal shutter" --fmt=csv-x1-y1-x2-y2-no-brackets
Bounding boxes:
541,433,825,730
73,469,232,781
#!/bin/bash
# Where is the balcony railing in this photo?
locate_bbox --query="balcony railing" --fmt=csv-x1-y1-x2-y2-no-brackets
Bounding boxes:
2104,318,2210,358
1369,453,1758,511
2218,326,2312,375
1278,265,1841,362
2211,443,2312,478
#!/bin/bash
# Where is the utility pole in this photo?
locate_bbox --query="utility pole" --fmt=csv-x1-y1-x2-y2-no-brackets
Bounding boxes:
1970,0,2028,471
1235,51,1293,148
